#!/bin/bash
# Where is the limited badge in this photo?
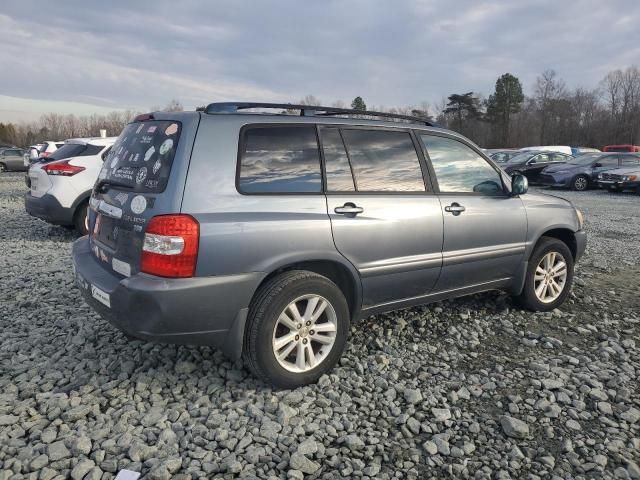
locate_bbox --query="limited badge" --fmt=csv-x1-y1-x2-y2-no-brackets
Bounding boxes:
136,167,147,184
152,158,162,174
130,195,147,215
159,139,173,155
165,123,178,135
144,146,155,162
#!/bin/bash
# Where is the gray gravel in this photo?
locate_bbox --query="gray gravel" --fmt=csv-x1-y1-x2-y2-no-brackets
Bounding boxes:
1,172,639,479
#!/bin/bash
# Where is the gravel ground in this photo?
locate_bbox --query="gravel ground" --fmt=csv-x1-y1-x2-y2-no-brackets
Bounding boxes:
0,171,638,480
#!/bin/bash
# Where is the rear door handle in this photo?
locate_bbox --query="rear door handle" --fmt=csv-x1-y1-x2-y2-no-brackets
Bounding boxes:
444,202,465,216
334,203,364,216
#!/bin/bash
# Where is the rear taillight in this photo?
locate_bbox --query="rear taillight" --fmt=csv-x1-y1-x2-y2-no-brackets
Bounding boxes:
141,215,199,278
40,152,51,158
42,160,85,176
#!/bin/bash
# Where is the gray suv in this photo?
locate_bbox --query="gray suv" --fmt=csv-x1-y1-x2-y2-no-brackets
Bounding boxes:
72,102,586,388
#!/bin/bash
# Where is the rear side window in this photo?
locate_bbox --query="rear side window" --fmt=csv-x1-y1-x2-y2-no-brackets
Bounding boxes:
319,127,355,192
340,129,425,192
99,120,181,193
239,125,322,193
48,143,103,161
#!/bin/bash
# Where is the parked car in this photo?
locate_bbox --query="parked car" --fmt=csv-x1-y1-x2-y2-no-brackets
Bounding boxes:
571,147,601,155
520,145,573,155
72,102,586,388
597,165,640,193
503,150,574,183
37,141,64,161
602,144,640,153
486,149,520,163
538,153,640,191
0,147,27,172
24,144,44,168
25,137,116,234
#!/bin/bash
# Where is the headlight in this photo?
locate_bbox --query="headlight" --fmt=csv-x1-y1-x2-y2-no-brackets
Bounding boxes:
624,175,637,181
598,174,603,179
575,209,584,230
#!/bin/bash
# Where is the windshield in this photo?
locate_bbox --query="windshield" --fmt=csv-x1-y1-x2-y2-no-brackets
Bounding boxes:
506,152,536,164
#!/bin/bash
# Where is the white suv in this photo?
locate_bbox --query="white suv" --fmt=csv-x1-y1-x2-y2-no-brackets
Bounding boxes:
25,137,116,234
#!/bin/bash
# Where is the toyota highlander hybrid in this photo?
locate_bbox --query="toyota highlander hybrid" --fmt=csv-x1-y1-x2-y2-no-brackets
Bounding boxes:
72,103,586,388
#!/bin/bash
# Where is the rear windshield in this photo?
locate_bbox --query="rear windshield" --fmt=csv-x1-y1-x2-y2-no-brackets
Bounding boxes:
98,120,181,193
47,143,104,161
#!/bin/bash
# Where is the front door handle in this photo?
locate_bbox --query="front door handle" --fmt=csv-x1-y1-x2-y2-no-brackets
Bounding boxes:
334,203,364,216
444,202,465,216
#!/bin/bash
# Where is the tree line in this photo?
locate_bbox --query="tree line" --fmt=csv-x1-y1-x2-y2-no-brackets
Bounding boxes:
1,66,639,149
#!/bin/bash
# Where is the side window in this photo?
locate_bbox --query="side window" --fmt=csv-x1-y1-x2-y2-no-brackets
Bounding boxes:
621,155,640,166
340,129,425,192
239,125,322,194
552,153,569,162
534,154,550,163
598,155,619,167
420,134,504,195
319,127,355,191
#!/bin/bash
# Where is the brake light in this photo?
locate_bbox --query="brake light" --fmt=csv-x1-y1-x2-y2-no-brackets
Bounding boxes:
43,160,85,176
141,215,199,278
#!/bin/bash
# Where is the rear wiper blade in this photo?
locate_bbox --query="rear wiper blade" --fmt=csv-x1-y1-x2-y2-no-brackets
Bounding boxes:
94,179,133,193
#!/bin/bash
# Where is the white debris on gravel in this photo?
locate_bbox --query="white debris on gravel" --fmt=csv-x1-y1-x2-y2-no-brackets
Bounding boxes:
0,173,638,479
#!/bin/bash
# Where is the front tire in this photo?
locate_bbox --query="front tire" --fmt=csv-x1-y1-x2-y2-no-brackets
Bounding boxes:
572,175,589,191
243,270,350,388
516,237,574,311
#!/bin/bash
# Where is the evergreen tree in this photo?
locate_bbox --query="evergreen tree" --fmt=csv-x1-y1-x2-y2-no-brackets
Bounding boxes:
350,96,366,111
486,73,524,146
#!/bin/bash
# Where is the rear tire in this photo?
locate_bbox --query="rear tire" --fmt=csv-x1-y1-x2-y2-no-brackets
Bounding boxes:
572,175,589,191
243,270,350,388
74,202,89,235
516,237,574,312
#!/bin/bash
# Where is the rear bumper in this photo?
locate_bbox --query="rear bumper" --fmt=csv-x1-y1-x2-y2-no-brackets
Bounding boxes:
575,230,587,262
71,237,262,359
25,192,74,225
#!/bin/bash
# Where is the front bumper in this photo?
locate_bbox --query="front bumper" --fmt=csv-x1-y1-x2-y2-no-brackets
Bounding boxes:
597,180,640,191
538,173,572,188
71,237,262,359
574,230,587,262
25,192,74,225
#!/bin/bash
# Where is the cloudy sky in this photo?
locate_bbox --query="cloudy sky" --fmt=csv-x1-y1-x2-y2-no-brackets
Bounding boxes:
1,0,639,121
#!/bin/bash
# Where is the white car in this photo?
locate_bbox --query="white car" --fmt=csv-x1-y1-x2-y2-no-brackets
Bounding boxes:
25,137,116,234
519,145,573,155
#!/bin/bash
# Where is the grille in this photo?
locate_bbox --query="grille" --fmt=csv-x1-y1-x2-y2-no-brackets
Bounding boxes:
600,173,622,181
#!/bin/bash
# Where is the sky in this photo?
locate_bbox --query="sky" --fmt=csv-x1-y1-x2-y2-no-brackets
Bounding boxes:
1,0,639,122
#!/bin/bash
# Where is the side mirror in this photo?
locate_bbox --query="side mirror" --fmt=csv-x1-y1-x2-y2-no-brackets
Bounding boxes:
593,162,602,168
511,174,528,196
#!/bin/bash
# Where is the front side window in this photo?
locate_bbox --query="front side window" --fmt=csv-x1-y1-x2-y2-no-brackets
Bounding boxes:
420,134,504,195
239,126,321,193
340,129,425,192
621,155,640,166
597,156,619,168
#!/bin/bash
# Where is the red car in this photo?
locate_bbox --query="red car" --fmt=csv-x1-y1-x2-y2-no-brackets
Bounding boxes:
602,144,640,152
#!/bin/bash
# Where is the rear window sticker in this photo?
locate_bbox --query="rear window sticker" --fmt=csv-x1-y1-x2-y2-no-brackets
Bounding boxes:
136,167,148,184
152,158,162,174
165,123,178,136
159,139,173,155
144,179,159,189
113,166,135,182
133,153,140,163
114,192,129,205
130,195,147,215
139,135,153,145
135,124,144,134
147,126,157,133
110,156,119,169
133,224,143,232
112,225,119,241
144,146,156,162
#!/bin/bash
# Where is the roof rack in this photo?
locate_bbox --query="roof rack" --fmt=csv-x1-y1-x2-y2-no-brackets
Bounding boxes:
204,102,433,126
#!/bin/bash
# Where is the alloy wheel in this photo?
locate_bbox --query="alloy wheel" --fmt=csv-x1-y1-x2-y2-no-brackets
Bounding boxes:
574,176,588,191
272,294,338,373
534,251,568,303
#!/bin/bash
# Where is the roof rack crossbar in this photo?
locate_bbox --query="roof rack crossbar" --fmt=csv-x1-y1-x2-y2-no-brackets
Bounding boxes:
204,102,432,126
